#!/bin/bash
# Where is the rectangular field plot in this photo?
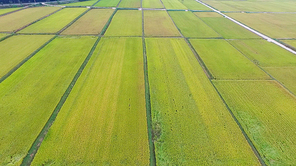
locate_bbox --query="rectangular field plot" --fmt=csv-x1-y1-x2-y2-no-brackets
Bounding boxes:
104,10,142,36
62,9,113,35
19,8,87,34
168,11,220,38
0,7,61,32
181,0,210,10
64,0,97,6
146,38,260,165
227,13,296,39
0,7,21,16
213,80,296,165
161,0,187,9
94,0,120,7
229,39,296,67
264,67,296,95
144,10,180,37
195,13,259,39
32,37,149,165
142,0,163,9
0,36,96,165
190,39,269,80
118,0,141,8
0,35,53,79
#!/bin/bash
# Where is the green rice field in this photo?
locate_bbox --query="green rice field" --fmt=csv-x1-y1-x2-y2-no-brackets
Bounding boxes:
169,11,220,38
118,0,141,8
189,39,269,80
214,80,296,165
0,36,96,165
142,0,163,8
1,0,296,165
32,37,149,165
146,38,259,165
94,0,120,7
0,35,53,78
229,39,296,67
64,0,97,6
19,8,87,33
104,10,142,36
227,13,296,39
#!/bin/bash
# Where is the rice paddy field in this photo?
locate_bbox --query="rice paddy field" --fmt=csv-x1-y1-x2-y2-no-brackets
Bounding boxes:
1,0,296,165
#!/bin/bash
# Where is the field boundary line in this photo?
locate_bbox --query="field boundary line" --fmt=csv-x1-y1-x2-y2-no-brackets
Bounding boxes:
116,0,123,8
57,8,91,34
165,9,213,79
196,0,296,55
166,6,266,165
141,5,156,166
100,8,118,36
20,36,102,166
0,7,27,17
0,35,57,84
0,33,14,42
14,7,64,33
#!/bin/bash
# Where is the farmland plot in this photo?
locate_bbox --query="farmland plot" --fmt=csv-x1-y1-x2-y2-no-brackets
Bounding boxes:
62,9,113,35
104,10,142,36
20,8,87,34
0,7,61,32
229,39,296,67
214,80,296,165
144,10,180,37
282,40,296,49
202,1,239,11
181,0,210,10
0,35,53,78
142,0,163,9
168,11,220,38
118,0,141,8
146,38,260,165
94,0,120,7
227,13,296,39
0,36,96,165
161,0,187,9
32,37,149,165
0,7,21,16
190,39,269,80
264,67,296,95
65,0,97,6
195,13,259,39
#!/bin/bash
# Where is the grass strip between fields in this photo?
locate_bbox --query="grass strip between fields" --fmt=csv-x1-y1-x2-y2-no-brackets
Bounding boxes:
21,9,117,165
141,5,156,166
